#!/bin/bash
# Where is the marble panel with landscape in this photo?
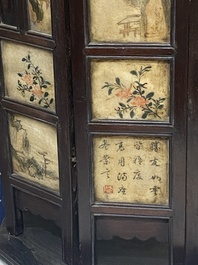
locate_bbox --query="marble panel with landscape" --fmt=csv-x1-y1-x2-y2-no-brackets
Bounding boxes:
89,0,171,43
9,114,59,193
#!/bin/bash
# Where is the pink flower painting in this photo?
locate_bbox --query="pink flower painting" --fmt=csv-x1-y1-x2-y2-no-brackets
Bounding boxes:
17,53,53,109
102,66,166,119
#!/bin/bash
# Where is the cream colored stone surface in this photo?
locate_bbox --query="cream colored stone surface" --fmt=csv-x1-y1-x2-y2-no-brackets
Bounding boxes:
9,114,59,193
91,60,170,121
89,0,170,43
2,41,55,111
93,136,169,205
28,0,52,35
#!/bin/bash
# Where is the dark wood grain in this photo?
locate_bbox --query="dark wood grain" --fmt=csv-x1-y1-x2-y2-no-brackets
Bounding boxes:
0,0,195,264
186,0,198,264
0,0,17,26
70,0,189,264
0,0,77,264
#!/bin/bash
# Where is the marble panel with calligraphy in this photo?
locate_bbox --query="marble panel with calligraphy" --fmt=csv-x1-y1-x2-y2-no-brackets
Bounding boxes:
93,136,169,205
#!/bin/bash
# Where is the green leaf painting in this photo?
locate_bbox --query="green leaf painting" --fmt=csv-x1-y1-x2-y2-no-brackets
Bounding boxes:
102,65,167,120
17,53,54,109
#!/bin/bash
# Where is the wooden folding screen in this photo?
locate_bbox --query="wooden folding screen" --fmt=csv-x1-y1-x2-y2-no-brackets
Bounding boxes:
0,1,77,264
0,0,197,265
70,0,189,264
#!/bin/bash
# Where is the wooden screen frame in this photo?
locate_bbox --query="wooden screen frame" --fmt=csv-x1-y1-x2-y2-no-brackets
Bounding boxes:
70,0,189,264
0,1,78,264
186,0,198,264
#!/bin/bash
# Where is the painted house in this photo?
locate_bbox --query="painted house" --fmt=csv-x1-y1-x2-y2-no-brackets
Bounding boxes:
118,14,141,38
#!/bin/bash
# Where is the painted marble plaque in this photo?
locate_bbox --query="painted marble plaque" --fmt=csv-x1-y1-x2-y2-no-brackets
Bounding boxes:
9,114,59,193
93,136,169,205
91,60,170,121
1,41,55,111
89,0,171,43
28,0,52,35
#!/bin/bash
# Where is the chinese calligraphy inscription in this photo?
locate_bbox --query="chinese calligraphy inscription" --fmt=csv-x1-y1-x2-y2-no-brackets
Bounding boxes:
93,136,169,205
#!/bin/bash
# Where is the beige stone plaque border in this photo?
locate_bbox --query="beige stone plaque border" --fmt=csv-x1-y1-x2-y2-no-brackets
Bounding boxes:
88,0,171,43
90,59,171,122
1,40,55,111
28,0,52,36
9,113,60,194
92,135,170,206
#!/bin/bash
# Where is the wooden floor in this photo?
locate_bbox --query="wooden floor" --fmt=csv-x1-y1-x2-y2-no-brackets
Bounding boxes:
0,213,169,265
0,212,66,265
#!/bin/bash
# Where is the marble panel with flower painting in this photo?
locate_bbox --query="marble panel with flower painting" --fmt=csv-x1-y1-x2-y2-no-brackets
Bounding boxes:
1,41,55,111
91,60,170,121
